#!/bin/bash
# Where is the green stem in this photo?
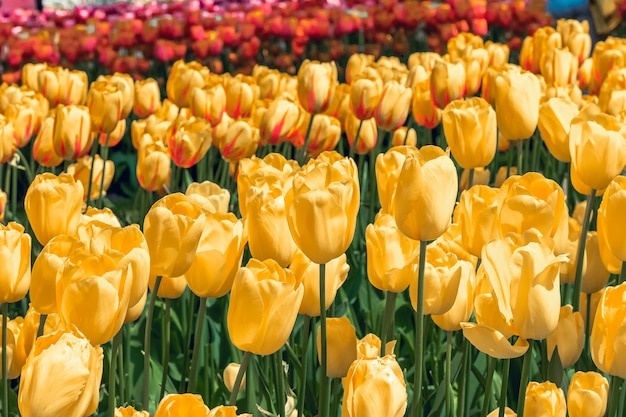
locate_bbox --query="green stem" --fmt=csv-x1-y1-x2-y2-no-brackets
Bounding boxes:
297,316,311,417
118,331,125,405
584,293,592,370
319,263,331,417
107,330,122,417
298,114,316,165
160,299,171,400
97,135,111,208
36,314,47,338
572,189,597,312
516,139,524,175
467,168,475,190
349,119,363,160
531,133,540,173
330,377,341,417
608,376,622,417
85,141,99,210
274,351,285,417
619,262,626,284
481,356,497,417
143,275,162,412
2,304,8,417
498,358,511,417
381,291,397,356
179,293,196,392
411,240,428,417
516,341,533,417
229,351,252,406
458,339,470,417
245,355,257,413
188,297,207,392
445,332,453,417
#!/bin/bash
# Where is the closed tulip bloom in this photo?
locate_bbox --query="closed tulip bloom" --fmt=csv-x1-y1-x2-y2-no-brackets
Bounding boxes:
541,48,578,87
366,212,420,293
297,60,337,114
316,316,357,378
349,70,383,120
285,151,360,264
463,49,490,96
155,393,209,417
220,120,259,164
134,78,161,118
25,172,83,246
345,113,377,155
186,181,230,214
87,80,123,134
346,54,376,84
22,63,47,92
184,212,247,298
18,330,103,417
227,258,304,355
38,67,88,107
137,136,171,193
143,193,206,277
393,146,458,241
66,154,115,201
374,81,412,131
0,316,24,379
342,355,407,417
459,167,490,190
259,97,301,146
567,371,609,417
168,116,212,168
430,60,466,109
486,41,510,67
546,305,584,368
391,127,417,147
538,97,579,162
0,118,17,164
597,176,626,262
524,381,566,417
223,362,246,392
486,408,516,417
431,254,477,331
290,251,349,317
149,274,187,299
52,104,93,160
166,60,210,108
116,406,150,417
495,71,541,141
97,72,135,119
92,118,126,149
0,223,30,305
591,282,626,378
306,114,342,157
455,185,500,258
442,97,497,169
412,81,442,129
4,103,38,148
225,75,259,119
323,83,351,129
189,84,225,128
569,113,626,191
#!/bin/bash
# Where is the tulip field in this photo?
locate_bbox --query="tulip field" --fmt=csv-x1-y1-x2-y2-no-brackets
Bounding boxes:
2,0,626,417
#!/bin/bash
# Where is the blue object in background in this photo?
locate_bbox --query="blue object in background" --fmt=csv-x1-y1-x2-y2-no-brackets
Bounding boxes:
547,0,589,13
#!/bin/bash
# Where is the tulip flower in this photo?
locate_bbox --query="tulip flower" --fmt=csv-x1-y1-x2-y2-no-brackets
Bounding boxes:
219,120,259,165
97,73,135,119
393,146,458,242
0,316,24,379
67,154,115,201
0,222,31,304
166,60,210,108
485,42,510,67
167,116,212,168
567,371,609,417
431,254,477,331
412,81,442,129
285,151,359,265
18,330,103,417
598,69,626,116
495,70,541,141
259,97,301,146
154,394,209,417
540,48,578,87
346,54,376,84
430,60,466,109
25,173,83,246
87,80,123,134
305,114,342,157
597,176,626,263
22,63,47,92
225,75,259,120
557,19,592,63
134,78,161,118
342,355,407,417
345,113,377,155
316,317,357,378
227,258,304,355
52,104,93,160
349,68,383,120
223,363,246,393
523,381,566,417
149,274,187,299
591,282,626,378
116,406,150,417
186,181,230,214
486,408,516,417
374,81,412,131
442,97,497,169
4,103,38,148
136,136,171,193
391,128,417,147
538,97,579,162
297,60,337,114
0,118,17,164
546,305,584,368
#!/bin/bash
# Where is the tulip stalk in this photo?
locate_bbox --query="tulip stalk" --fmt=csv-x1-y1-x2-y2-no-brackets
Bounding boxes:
572,189,597,312
143,275,162,412
457,339,471,417
298,114,315,165
274,352,285,417
467,168,475,190
319,263,331,417
411,240,428,417
619,262,626,284
297,316,311,417
188,297,207,392
107,330,122,417
348,120,363,160
36,314,47,338
2,304,7,417
481,356,497,417
608,375,622,417
229,351,252,406
516,341,533,417
97,134,111,208
498,358,511,417
160,299,171,400
445,331,453,417
85,140,100,210
380,291,397,356
516,140,524,175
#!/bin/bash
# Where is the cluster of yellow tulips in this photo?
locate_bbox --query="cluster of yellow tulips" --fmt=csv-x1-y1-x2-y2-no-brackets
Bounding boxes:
1,12,626,417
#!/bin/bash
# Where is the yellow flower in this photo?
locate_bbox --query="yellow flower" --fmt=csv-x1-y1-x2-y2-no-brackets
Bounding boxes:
540,48,578,87
52,104,93,160
590,282,626,378
133,78,161,118
66,154,115,201
154,393,209,417
430,60,466,109
495,70,541,141
115,406,150,417
186,181,230,214
538,97,579,162
524,381,566,417
376,146,422,216
546,305,584,368
349,68,383,120
297,60,338,114
345,113,377,155
597,176,626,262
567,371,609,417
455,185,500,258
224,75,259,119
0,222,31,304
316,316,357,378
167,116,212,168
223,363,246,393
374,81,412,131
0,315,24,379
87,80,123,134
166,60,210,108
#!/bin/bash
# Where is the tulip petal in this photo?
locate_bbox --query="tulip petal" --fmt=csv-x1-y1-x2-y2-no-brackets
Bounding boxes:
461,322,529,359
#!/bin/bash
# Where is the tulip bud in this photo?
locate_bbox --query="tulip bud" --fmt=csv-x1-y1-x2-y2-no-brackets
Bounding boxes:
52,104,93,160
524,381,566,417
297,60,337,114
538,97,579,162
455,185,500,258
259,98,301,146
349,69,383,120
316,317,357,378
412,81,441,129
374,81,412,131
305,114,342,157
345,113,377,155
220,120,259,164
154,394,209,417
134,78,161,118
591,282,626,378
186,181,230,214
137,135,171,193
495,71,541,141
546,305,584,368
166,60,210,108
225,75,259,119
223,363,246,393
567,371,609,417
87,80,123,134
191,83,226,126
66,154,115,201
167,116,212,168
116,406,150,417
430,60,466,109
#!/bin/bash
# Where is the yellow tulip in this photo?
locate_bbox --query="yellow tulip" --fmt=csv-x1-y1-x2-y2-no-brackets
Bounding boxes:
442,97,497,169
297,60,337,114
591,282,626,378
411,81,442,129
227,258,304,355
463,49,490,96
316,316,357,378
391,127,417,147
134,78,161,118
356,333,396,359
0,223,31,304
184,212,247,298
18,330,103,417
430,60,466,109
323,83,351,130
225,75,259,120
459,167,490,191
143,193,206,277
455,185,500,258
66,154,115,201
538,97,579,162
569,113,626,191
219,119,259,165
0,189,5,223
37,67,88,107
349,68,383,120
485,41,510,67
0,315,24,379
166,60,210,108
4,103,38,148
567,371,609,417
598,68,626,116
431,253,477,331
345,113,377,155
366,212,420,293
342,355,407,417
524,381,566,417
186,181,230,214
597,176,626,262
136,135,171,193
393,146,458,241
495,70,541,141
223,363,246,393
374,81,412,131
98,72,135,119
149,274,187,299
52,104,93,160
87,80,123,134
305,114,342,157
408,52,440,71
259,97,301,146
486,408,517,417
346,54,376,84
167,116,212,168
154,393,209,417
540,48,578,87
32,115,63,168
115,406,150,417
21,63,47,92
546,305,584,368
285,151,359,264
557,19,592,63
25,172,83,246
